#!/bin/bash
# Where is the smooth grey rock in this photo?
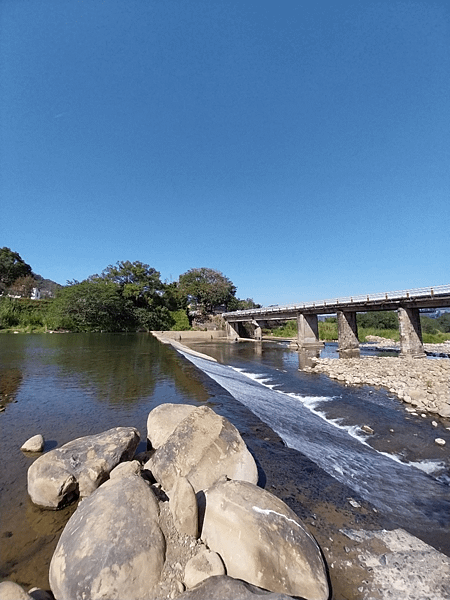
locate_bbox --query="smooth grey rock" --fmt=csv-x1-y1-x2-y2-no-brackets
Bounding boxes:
201,479,329,600
147,403,197,449
49,472,165,600
145,406,258,493
169,475,198,538
0,581,32,599
21,434,45,453
184,549,225,588
177,575,294,599
110,459,141,479
27,427,139,508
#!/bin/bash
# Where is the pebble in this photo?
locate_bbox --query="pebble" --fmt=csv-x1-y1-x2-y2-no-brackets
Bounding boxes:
435,438,446,446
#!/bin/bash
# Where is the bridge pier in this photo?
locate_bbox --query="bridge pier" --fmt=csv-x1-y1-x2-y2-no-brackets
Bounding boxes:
226,321,241,340
296,314,324,368
297,313,324,349
252,320,263,341
398,307,426,358
337,311,360,358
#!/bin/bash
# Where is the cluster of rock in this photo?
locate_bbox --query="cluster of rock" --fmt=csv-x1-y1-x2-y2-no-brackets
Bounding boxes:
363,336,450,357
8,404,329,600
306,356,450,418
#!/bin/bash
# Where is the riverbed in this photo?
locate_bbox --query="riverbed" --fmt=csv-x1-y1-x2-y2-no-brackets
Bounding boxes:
1,333,449,599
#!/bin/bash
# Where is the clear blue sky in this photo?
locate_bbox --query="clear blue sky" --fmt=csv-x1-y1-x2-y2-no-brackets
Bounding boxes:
1,0,449,306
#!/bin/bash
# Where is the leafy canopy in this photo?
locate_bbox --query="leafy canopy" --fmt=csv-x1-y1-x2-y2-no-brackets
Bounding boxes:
53,261,174,332
95,261,164,303
178,268,237,313
0,247,33,292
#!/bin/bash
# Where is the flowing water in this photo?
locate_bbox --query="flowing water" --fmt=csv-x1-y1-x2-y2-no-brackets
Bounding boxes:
1,333,449,590
179,341,450,530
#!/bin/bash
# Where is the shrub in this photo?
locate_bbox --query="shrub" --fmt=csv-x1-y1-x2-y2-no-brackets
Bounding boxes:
170,310,191,331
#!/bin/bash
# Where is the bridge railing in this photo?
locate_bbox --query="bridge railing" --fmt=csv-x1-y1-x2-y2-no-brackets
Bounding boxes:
223,284,450,317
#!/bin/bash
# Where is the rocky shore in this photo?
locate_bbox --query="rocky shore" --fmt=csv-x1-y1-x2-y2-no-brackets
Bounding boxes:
305,355,450,419
362,336,450,357
4,405,330,600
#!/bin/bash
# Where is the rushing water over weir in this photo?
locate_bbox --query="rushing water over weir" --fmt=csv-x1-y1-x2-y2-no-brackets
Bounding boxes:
178,344,450,535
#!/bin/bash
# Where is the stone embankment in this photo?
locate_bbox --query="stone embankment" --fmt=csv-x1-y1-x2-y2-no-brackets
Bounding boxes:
306,356,450,418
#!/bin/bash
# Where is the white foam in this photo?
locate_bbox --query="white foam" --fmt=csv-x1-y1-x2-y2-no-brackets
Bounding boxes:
230,366,447,477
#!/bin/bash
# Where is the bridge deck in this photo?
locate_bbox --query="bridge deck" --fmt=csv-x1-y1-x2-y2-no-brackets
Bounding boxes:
223,284,450,321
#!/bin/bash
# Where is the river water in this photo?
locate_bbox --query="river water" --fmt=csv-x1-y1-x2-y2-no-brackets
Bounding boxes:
1,333,449,592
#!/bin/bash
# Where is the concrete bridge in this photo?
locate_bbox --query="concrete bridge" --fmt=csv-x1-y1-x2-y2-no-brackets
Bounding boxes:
222,284,450,359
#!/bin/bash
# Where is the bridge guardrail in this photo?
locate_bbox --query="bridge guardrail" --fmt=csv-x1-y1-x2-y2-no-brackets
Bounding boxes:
223,284,450,317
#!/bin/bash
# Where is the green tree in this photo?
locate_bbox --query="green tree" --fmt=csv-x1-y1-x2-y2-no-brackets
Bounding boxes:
226,297,261,311
52,261,175,332
420,316,439,335
170,309,191,330
357,311,399,330
178,268,237,314
436,313,450,333
0,247,32,293
164,281,188,312
96,261,164,304
96,261,173,330
51,280,133,332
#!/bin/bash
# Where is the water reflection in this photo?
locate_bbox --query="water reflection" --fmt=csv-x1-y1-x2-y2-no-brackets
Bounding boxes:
0,333,215,589
0,333,211,407
0,367,23,405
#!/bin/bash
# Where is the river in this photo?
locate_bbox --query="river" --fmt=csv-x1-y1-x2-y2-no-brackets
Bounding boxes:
1,333,449,595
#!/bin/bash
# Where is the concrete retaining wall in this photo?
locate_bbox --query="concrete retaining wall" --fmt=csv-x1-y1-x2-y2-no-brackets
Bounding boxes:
152,330,227,341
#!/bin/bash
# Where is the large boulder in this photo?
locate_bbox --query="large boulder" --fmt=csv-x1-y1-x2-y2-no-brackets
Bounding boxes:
177,575,294,599
49,471,165,600
145,406,258,493
27,427,140,508
201,479,329,600
0,581,33,600
147,403,197,449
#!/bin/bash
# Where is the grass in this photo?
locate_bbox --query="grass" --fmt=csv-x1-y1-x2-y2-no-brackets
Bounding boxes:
264,320,450,345
0,298,57,332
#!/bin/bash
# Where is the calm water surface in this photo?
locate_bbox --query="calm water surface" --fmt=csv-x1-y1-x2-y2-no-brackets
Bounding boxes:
1,334,449,589
0,334,217,587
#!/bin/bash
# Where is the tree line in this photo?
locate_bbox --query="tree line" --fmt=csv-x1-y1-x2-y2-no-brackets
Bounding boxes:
0,247,259,332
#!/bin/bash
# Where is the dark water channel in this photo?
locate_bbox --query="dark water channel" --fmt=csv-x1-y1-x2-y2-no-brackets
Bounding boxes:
1,334,449,593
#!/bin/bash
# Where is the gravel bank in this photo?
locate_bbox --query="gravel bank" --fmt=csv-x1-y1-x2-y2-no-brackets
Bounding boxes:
306,356,450,418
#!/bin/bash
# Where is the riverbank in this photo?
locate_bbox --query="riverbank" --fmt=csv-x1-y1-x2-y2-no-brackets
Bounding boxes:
306,356,450,419
363,335,450,357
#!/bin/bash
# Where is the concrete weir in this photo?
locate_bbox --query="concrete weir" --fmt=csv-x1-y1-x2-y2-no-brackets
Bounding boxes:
222,285,450,359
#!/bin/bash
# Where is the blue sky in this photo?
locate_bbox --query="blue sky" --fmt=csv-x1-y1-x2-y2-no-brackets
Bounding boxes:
1,0,449,306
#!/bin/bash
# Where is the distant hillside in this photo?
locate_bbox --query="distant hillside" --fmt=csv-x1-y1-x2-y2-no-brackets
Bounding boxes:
34,274,63,298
